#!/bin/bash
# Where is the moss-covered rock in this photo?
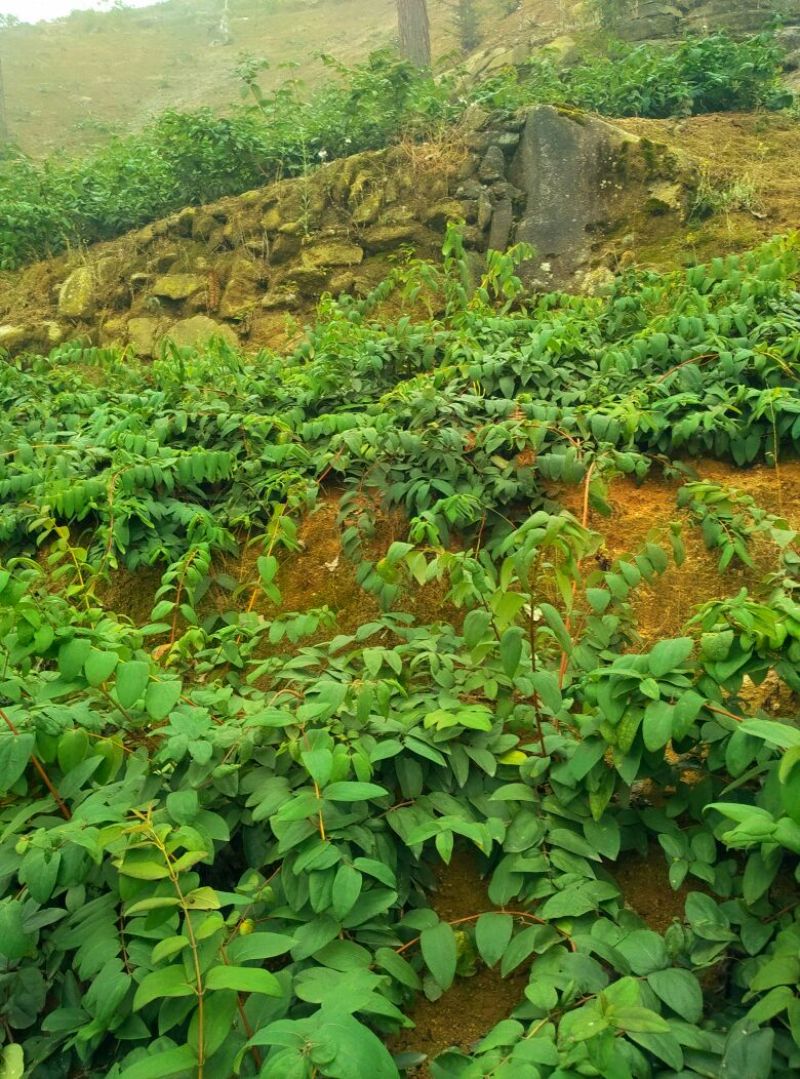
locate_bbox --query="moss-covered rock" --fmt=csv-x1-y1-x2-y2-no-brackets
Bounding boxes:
58,267,96,319
151,274,206,301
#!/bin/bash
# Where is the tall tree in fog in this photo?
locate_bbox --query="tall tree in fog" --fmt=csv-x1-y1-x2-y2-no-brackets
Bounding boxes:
396,0,431,67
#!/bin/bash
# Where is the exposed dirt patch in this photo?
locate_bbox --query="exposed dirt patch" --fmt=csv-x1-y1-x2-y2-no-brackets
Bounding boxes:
614,846,693,933
558,458,800,645
389,851,529,1077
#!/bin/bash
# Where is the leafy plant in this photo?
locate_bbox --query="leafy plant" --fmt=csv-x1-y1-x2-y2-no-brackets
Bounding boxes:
1,231,800,1076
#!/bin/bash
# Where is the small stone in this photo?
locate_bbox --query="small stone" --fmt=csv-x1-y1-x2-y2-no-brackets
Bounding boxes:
494,131,521,153
362,223,423,251
127,317,160,358
58,267,96,319
151,274,206,301
423,200,466,229
479,145,507,183
646,181,683,215
0,325,29,351
163,315,239,351
477,192,494,231
95,256,120,286
262,207,282,231
261,289,300,310
147,251,180,273
488,199,514,252
301,242,364,268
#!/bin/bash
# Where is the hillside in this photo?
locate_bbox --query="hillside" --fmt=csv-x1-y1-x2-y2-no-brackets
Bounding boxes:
4,8,800,1079
0,0,567,157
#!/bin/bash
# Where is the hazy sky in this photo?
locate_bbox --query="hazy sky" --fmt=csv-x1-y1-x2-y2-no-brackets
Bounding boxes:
3,0,167,21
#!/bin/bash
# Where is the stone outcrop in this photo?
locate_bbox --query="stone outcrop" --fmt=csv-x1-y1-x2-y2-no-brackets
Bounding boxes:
0,104,699,357
508,106,692,288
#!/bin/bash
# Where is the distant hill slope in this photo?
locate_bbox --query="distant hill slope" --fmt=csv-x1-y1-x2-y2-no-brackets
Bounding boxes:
0,0,564,158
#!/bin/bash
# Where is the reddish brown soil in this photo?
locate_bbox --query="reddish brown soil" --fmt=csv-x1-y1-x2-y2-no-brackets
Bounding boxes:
388,851,529,1076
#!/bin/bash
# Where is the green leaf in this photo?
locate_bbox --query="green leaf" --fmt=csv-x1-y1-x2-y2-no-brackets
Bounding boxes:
531,670,562,714
420,921,457,991
741,719,800,749
84,649,119,687
643,700,674,751
204,965,282,995
616,930,668,975
500,627,524,678
116,660,150,709
647,968,704,1022
375,947,422,990
332,865,363,921
0,732,34,793
0,901,31,960
133,965,195,1010
144,680,183,721
118,1046,198,1079
227,932,296,963
58,637,92,680
537,888,598,919
609,1005,670,1033
475,913,513,969
721,1023,774,1078
0,1044,24,1079
648,638,693,678
322,782,388,802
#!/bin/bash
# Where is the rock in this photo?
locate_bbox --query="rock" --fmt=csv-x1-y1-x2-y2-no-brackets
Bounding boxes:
458,103,490,135
329,271,356,295
95,256,120,286
301,242,364,268
543,35,580,67
0,325,30,352
493,132,521,153
351,190,384,227
127,317,161,358
477,192,494,231
479,146,506,183
488,199,514,252
580,266,615,296
510,106,640,287
646,181,684,215
219,259,265,319
362,223,425,251
163,315,239,351
423,200,467,229
261,289,300,310
58,267,96,319
43,322,64,347
262,207,283,231
456,179,484,201
615,1,681,40
151,274,206,301
147,250,180,273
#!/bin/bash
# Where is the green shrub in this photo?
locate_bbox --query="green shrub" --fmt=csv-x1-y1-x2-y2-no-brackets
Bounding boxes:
1,234,800,1077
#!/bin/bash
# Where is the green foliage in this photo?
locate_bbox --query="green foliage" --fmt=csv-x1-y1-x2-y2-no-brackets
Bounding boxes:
2,232,800,1076
475,31,791,119
0,32,791,269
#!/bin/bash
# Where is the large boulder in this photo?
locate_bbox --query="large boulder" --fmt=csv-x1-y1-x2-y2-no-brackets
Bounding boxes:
509,107,636,286
58,267,96,319
162,316,239,351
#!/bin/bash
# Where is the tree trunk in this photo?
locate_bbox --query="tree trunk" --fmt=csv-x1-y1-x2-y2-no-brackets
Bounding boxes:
397,0,431,68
